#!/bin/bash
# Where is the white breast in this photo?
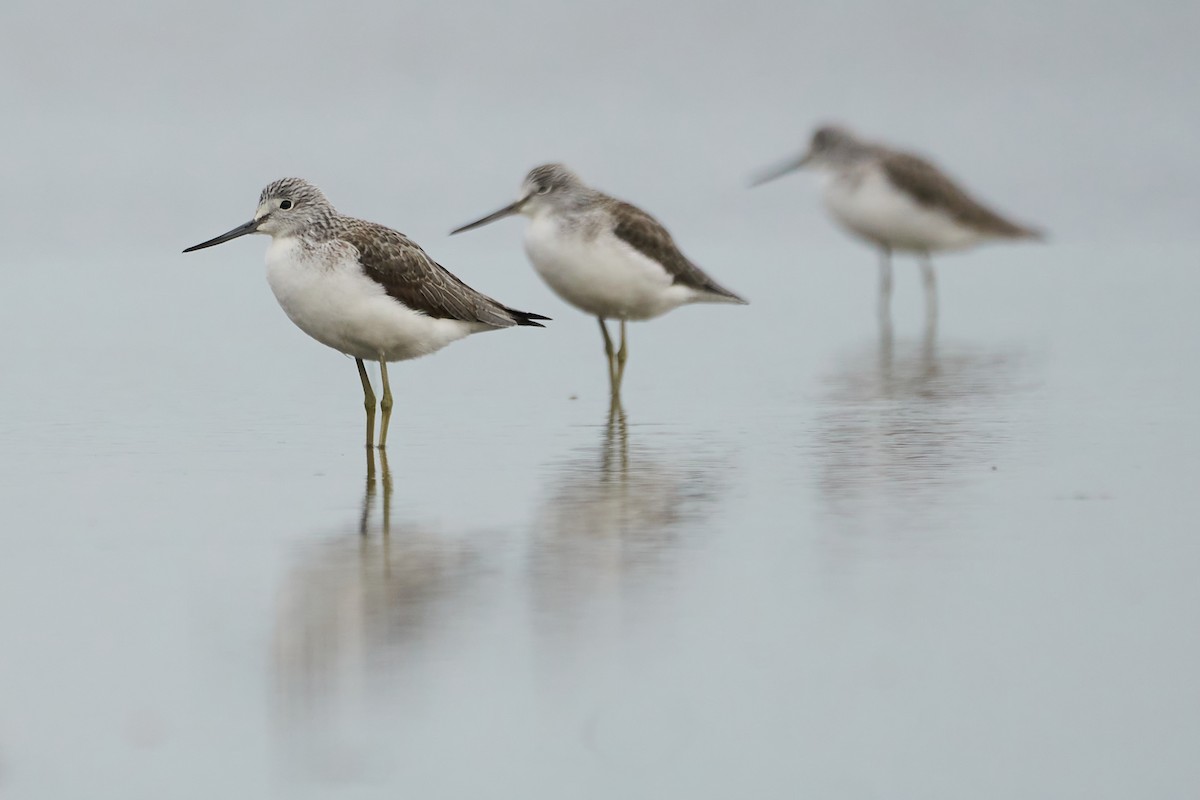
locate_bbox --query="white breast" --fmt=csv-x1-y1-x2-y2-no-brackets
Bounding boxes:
264,237,482,362
523,214,696,321
823,165,984,253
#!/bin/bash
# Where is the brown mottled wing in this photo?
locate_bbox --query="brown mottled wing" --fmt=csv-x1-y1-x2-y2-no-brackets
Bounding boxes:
608,201,746,302
341,221,547,328
881,152,1040,238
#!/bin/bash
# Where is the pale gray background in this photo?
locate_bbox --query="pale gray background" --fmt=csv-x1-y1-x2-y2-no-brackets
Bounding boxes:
1,1,1198,798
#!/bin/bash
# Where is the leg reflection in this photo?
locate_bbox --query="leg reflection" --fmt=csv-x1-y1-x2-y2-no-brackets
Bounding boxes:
359,447,394,538
919,252,938,338
601,402,629,477
921,293,939,380
877,246,894,325
378,448,392,537
360,448,376,536
878,295,895,380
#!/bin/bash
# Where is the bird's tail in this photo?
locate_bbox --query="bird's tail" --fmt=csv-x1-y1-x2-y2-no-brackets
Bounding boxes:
699,290,750,305
1014,222,1047,241
507,308,551,327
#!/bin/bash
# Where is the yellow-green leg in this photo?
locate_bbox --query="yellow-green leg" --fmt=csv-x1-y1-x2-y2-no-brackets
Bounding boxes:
613,320,629,396
377,359,394,449
598,317,617,393
356,358,377,454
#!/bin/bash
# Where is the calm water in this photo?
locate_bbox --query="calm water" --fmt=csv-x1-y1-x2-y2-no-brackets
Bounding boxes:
2,0,1199,797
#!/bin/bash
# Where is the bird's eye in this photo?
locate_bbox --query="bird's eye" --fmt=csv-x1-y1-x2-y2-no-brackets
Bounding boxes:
536,184,550,195
279,199,294,210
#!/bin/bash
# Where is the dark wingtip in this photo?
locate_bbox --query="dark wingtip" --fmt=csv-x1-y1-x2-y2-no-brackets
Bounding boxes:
722,286,750,305
703,284,749,305
512,310,551,327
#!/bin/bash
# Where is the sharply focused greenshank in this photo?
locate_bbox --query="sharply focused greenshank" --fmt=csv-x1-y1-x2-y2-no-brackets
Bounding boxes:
184,178,548,449
451,164,746,400
753,125,1042,319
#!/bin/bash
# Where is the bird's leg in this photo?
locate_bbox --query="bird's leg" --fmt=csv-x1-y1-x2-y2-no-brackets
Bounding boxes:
598,317,617,394
377,359,394,450
878,246,894,324
356,358,377,455
614,320,629,396
919,252,938,328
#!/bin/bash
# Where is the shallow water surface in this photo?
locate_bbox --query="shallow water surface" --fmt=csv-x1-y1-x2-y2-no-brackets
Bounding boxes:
2,243,1198,798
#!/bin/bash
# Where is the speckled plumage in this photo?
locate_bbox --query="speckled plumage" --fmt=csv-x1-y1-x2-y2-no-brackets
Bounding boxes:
183,177,548,448
605,198,745,301
521,165,746,304
257,178,548,330
451,163,746,399
876,150,1040,240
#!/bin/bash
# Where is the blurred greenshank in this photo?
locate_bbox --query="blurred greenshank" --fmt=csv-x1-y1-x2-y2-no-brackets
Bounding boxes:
753,125,1042,319
451,164,746,400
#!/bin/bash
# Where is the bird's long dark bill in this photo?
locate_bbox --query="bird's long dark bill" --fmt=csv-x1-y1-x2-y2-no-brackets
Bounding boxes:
750,154,811,187
182,219,260,253
450,199,526,235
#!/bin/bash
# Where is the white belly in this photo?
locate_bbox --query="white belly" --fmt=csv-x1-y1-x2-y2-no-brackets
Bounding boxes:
523,215,695,321
264,237,481,362
824,167,984,253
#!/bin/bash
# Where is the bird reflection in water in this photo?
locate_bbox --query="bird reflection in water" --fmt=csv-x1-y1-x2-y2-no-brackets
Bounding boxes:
530,405,724,660
814,310,1032,536
272,448,489,778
